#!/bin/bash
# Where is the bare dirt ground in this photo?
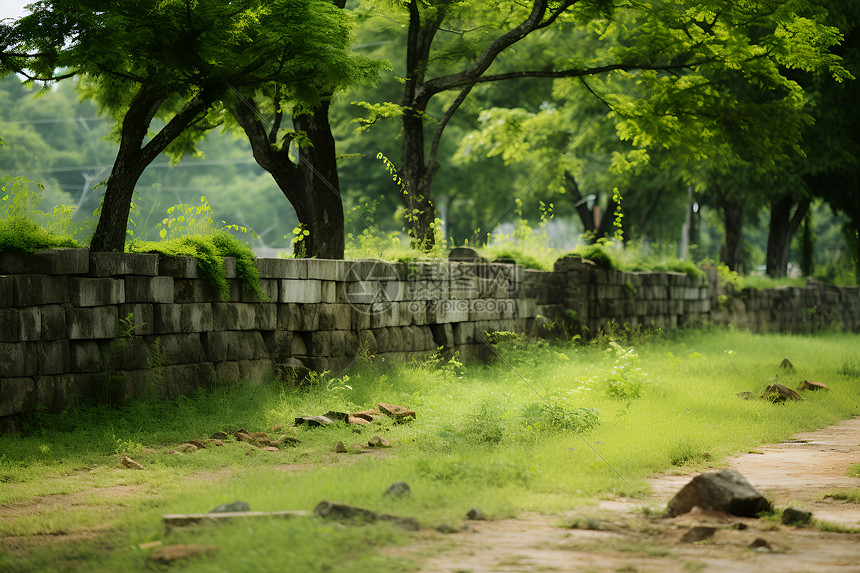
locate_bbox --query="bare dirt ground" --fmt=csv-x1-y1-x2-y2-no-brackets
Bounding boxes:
390,418,860,573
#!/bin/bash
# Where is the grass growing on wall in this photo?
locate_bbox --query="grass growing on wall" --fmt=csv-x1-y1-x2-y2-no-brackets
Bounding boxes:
0,217,80,253
1,329,858,571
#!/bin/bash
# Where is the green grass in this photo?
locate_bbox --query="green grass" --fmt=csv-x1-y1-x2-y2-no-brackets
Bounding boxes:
824,488,860,503
0,217,80,253
846,463,860,478
1,329,859,571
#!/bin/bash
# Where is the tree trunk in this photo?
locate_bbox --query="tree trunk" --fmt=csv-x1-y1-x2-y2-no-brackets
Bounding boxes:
718,192,744,273
292,103,345,259
231,96,345,259
400,110,437,250
90,88,213,252
766,196,810,278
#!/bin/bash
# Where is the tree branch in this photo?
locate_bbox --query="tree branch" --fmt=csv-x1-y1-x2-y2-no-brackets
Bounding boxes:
428,84,474,173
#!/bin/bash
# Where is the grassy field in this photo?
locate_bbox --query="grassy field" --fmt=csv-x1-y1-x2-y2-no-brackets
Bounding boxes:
1,329,858,571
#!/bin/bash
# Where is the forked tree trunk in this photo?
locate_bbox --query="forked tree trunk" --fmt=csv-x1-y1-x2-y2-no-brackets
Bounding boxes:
231,97,345,259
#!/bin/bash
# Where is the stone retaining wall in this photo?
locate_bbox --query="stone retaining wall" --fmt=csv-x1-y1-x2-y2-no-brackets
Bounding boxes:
1,249,858,420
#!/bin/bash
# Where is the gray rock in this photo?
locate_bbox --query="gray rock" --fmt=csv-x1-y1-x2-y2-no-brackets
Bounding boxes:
466,508,486,521
667,469,772,517
781,507,812,526
313,501,419,531
294,415,334,428
324,411,350,423
680,526,716,543
436,523,459,533
384,481,411,498
780,358,794,371
209,500,250,513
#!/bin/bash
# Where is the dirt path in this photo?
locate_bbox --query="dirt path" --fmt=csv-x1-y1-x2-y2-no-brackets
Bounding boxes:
393,418,860,573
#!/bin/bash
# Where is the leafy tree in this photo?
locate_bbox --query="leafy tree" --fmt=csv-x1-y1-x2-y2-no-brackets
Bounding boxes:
2,0,367,252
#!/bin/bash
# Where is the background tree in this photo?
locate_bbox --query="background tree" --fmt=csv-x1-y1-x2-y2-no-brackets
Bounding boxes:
3,0,365,252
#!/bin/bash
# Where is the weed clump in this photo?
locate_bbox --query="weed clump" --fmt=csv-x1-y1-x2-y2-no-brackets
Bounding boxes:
0,217,79,253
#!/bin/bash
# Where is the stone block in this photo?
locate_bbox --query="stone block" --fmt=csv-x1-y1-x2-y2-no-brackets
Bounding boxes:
238,359,274,382
256,258,307,279
452,322,477,346
350,305,372,331
0,309,20,342
279,279,323,303
104,336,150,371
201,331,267,362
143,333,206,365
14,307,41,342
118,303,154,336
37,305,66,341
154,303,214,334
330,331,358,357
0,248,89,275
34,340,69,374
0,276,13,307
255,303,277,330
0,343,36,376
309,331,332,356
278,303,320,331
428,299,470,324
124,276,174,303
318,304,352,331
214,361,241,382
372,328,390,353
89,252,158,276
356,330,376,355
370,302,400,329
161,363,216,397
305,259,346,281
343,259,399,282
0,375,37,416
263,330,292,360
517,298,537,319
67,306,119,340
157,255,199,278
69,277,125,307
241,279,277,303
291,333,308,356
13,275,68,306
404,300,428,325
69,340,102,372
212,302,256,331
469,299,502,322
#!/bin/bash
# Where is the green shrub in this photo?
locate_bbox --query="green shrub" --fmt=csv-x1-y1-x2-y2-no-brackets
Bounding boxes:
574,244,615,269
131,231,266,301
0,217,80,253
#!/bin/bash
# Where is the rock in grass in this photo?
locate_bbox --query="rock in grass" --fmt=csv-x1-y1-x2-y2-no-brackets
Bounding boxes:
368,435,391,448
334,441,348,453
378,403,416,420
209,501,250,513
762,383,802,403
799,380,829,391
436,523,459,533
466,508,487,521
780,358,795,371
668,469,772,517
121,455,145,470
187,439,207,449
680,526,716,543
736,391,756,400
148,544,219,564
294,415,335,428
210,431,229,440
176,443,199,453
384,481,411,497
749,538,772,552
324,411,350,423
781,507,813,526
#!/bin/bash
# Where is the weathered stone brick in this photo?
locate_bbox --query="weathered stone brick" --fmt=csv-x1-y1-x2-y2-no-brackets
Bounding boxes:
0,376,36,416
66,306,119,340
430,323,454,349
103,336,150,371
263,330,292,360
240,279,277,303
153,303,213,334
69,277,125,307
118,303,154,336
305,259,346,281
13,307,39,341
329,331,358,357
124,276,174,303
143,333,206,365
278,303,319,331
254,304,277,330
201,331,267,362
0,309,20,342
222,257,237,279
157,255,199,278
69,340,102,372
14,275,68,306
318,304,352,331
291,333,308,356
34,340,70,374
89,252,158,276
279,279,323,303
214,361,241,382
238,359,274,382
0,248,89,275
0,343,35,376
0,276,14,308
173,278,240,303
212,302,256,331
256,258,307,279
